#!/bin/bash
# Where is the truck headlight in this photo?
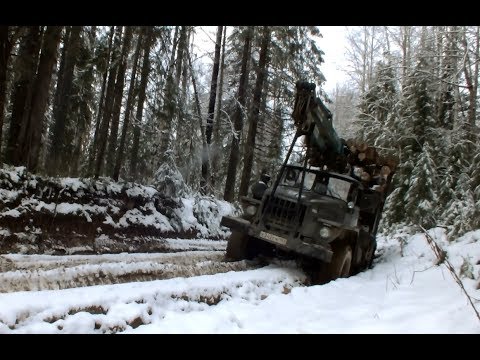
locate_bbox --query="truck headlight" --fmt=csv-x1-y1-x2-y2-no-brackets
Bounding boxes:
245,205,257,216
319,226,331,238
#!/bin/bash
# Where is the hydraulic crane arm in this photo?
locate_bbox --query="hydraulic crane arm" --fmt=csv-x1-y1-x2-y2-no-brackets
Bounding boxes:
291,81,397,194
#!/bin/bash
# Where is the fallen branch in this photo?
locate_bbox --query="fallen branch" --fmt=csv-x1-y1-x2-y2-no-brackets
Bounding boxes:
409,264,435,285
419,225,480,322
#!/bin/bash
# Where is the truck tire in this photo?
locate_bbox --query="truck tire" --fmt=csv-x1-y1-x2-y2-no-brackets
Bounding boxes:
225,231,250,261
309,244,353,284
327,245,352,280
358,234,377,270
366,243,376,269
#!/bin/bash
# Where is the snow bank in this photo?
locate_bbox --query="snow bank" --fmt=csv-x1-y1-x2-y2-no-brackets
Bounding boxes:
0,165,238,253
175,194,239,238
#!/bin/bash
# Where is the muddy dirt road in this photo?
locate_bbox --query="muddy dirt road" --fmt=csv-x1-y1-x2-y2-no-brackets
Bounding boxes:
0,238,264,293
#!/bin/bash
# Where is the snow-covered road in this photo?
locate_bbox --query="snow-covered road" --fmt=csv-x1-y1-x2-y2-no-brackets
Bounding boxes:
0,228,479,333
0,238,264,292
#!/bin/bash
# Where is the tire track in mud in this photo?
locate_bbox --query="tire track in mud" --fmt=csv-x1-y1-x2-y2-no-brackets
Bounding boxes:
0,251,264,293
0,263,307,333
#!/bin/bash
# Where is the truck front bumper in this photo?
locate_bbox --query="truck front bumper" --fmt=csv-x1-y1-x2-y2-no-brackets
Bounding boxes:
220,215,251,233
220,216,333,262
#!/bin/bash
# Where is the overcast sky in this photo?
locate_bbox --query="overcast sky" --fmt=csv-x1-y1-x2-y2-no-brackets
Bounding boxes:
194,26,350,94
317,26,349,94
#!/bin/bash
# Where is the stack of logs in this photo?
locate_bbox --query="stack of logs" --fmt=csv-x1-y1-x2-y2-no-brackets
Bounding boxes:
303,136,398,193
344,139,398,193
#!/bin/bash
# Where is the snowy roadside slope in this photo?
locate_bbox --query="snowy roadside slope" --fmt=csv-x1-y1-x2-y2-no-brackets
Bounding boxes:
0,227,479,333
0,166,238,254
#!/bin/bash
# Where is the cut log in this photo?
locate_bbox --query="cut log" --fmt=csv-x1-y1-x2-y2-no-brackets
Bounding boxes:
380,165,391,176
357,142,368,152
360,171,371,182
365,146,377,161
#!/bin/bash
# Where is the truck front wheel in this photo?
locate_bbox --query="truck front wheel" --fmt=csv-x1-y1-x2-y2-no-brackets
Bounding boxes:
327,245,352,280
225,231,250,261
309,244,352,284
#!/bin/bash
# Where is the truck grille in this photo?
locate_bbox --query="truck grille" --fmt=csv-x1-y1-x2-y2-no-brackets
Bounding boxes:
262,196,305,229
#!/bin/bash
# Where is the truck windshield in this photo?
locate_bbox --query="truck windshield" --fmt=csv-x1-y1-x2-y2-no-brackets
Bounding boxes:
326,177,351,202
282,168,352,202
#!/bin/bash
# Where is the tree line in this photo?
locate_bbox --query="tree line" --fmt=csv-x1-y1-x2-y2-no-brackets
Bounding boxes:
331,26,480,236
0,26,325,201
3,25,477,236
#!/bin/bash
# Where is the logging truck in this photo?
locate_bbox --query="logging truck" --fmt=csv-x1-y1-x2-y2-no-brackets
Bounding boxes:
220,81,397,284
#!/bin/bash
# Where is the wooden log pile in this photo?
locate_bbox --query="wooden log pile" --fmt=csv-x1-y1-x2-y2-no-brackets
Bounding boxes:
344,139,398,193
290,81,398,194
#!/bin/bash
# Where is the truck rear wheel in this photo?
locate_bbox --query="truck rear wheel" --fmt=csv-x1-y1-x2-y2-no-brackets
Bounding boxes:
225,231,250,261
365,243,376,269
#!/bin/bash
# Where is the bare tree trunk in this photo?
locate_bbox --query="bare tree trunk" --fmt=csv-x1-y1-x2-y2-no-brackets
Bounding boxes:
106,26,133,177
401,26,411,86
51,27,70,130
94,26,123,178
130,27,153,181
211,26,226,190
400,26,409,84
158,26,187,168
205,26,223,144
200,26,223,193
113,27,143,181
17,26,62,172
239,26,271,198
0,26,15,159
176,27,191,148
463,26,479,131
168,27,179,74
186,49,205,179
449,26,461,125
6,26,42,165
223,26,253,202
87,26,114,176
47,26,81,175
361,27,367,93
69,26,97,176
368,26,376,88
252,78,269,177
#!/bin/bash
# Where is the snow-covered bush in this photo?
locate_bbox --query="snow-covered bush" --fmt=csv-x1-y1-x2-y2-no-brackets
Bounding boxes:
153,163,190,199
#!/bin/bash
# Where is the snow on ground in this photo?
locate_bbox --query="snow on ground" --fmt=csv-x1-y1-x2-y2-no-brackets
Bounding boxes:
0,227,479,333
163,238,226,251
